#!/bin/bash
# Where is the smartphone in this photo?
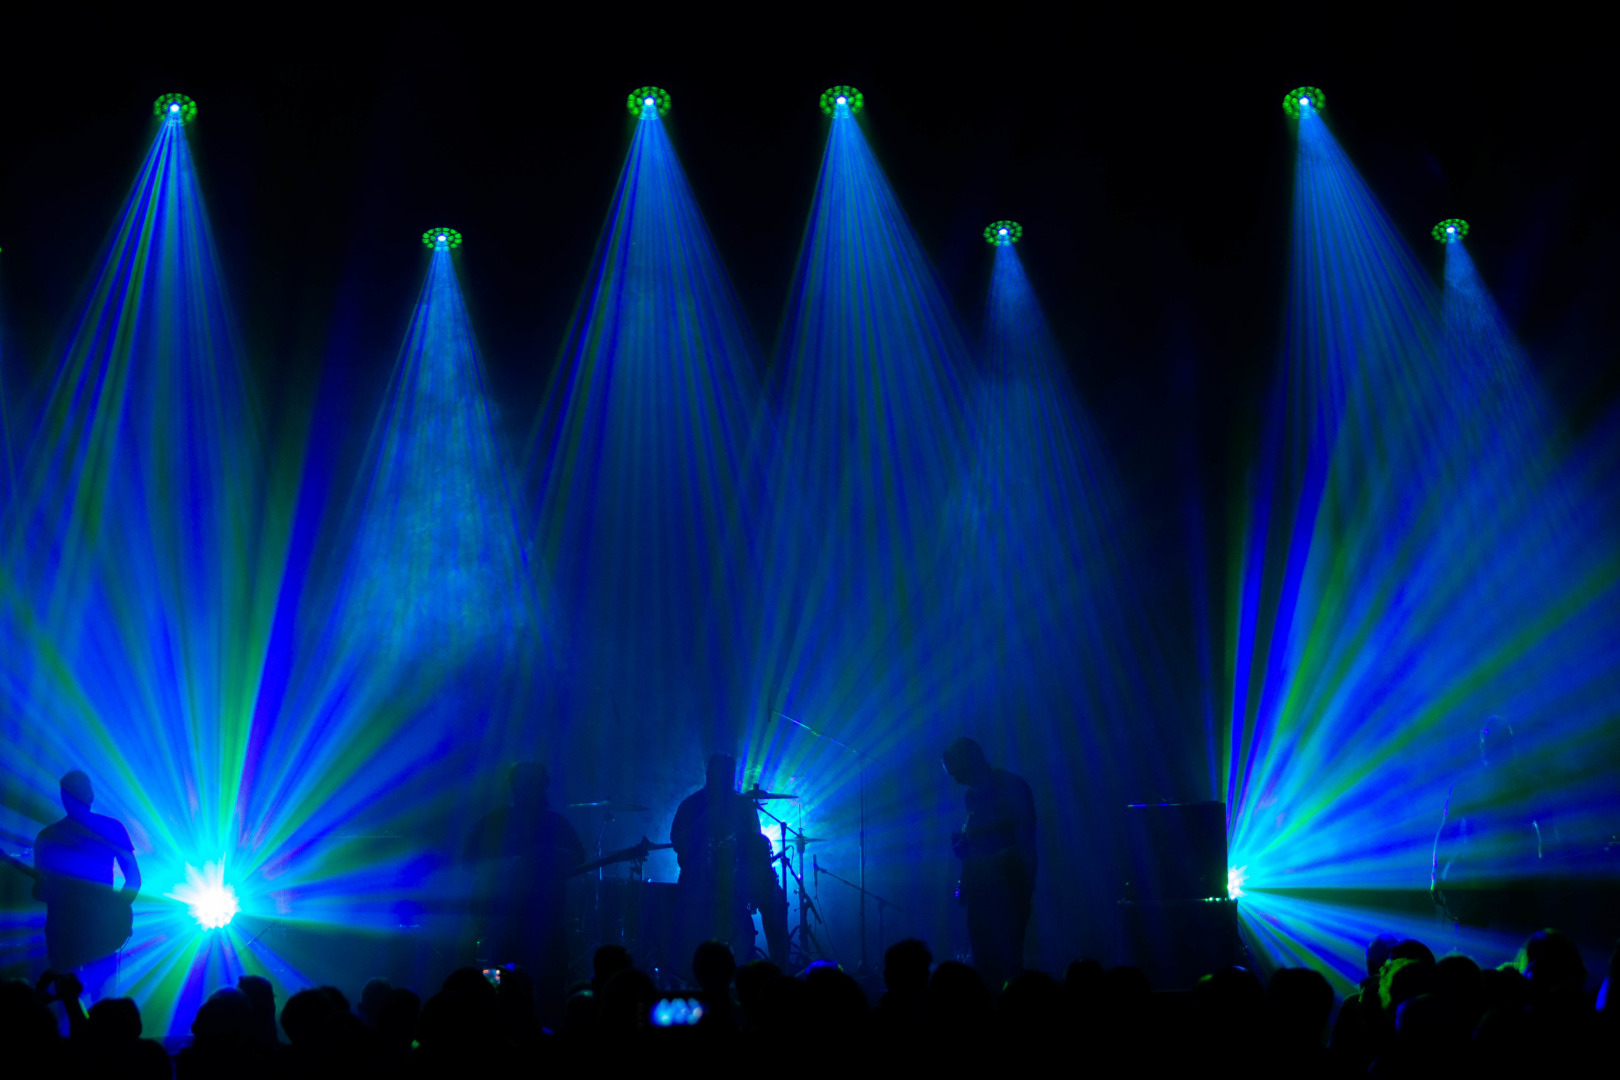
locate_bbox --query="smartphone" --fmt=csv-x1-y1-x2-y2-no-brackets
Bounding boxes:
650,996,705,1027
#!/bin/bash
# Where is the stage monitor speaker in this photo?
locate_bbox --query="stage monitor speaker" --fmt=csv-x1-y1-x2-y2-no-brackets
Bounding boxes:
1123,801,1227,902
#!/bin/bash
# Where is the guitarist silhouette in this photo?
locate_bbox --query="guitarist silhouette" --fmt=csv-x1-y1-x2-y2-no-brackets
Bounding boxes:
32,771,140,999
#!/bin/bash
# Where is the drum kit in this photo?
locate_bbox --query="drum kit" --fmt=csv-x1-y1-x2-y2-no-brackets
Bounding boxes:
563,787,835,980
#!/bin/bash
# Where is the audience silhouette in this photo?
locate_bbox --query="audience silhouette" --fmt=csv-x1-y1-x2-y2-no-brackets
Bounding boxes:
2,926,1610,1071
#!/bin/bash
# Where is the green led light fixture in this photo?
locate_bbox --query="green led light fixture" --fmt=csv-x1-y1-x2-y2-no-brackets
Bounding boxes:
628,86,671,117
1282,86,1324,119
421,227,464,251
984,220,1023,246
1432,219,1470,244
820,86,864,115
153,93,198,125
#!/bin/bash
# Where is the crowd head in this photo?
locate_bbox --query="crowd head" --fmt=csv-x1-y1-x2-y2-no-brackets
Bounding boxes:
3,926,1612,1071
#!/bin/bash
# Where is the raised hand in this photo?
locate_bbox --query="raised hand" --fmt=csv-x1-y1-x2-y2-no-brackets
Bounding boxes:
55,971,84,1001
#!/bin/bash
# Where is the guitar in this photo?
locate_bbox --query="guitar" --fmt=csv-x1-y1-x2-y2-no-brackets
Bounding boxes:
1,849,134,957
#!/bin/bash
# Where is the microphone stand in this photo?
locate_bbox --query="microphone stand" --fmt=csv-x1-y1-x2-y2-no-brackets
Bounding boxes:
777,711,873,972
813,859,902,962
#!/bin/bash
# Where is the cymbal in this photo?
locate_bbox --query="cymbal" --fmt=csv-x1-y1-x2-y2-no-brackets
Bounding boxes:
567,800,651,812
740,786,799,801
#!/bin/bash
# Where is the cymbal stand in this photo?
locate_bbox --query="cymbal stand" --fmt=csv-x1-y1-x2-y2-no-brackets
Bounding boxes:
594,809,615,943
776,711,872,971
794,802,826,964
755,803,827,966
785,850,830,966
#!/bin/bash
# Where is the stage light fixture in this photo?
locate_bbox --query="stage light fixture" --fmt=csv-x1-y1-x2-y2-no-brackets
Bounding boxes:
983,220,1023,246
421,227,464,251
152,93,198,125
819,85,864,115
1281,86,1324,119
1432,218,1470,244
170,862,239,930
627,86,671,117
1227,865,1247,900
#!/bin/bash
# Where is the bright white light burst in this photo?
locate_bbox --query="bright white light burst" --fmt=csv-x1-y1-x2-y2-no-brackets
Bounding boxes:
169,861,240,930
1227,865,1248,900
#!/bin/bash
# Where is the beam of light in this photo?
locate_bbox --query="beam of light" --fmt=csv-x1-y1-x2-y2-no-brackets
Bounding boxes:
947,243,1198,962
207,236,548,985
335,239,533,670
737,97,983,962
0,254,15,517
0,103,306,1032
1235,888,1528,992
1225,104,1620,983
528,90,763,809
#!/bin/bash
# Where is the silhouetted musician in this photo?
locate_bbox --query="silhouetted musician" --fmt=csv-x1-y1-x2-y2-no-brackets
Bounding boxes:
33,771,140,1000
1432,719,1548,928
670,754,788,966
944,737,1036,995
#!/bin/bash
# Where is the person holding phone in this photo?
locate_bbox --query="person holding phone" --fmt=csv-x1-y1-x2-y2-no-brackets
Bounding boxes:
463,761,584,1022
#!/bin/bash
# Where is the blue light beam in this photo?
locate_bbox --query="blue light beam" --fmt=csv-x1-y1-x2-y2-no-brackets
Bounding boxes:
529,93,765,787
1226,106,1620,983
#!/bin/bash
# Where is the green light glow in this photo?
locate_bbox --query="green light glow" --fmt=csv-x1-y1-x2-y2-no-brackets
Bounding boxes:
627,86,672,117
1282,86,1324,119
421,227,464,251
152,93,197,125
984,220,1023,246
820,85,864,115
1432,218,1470,244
